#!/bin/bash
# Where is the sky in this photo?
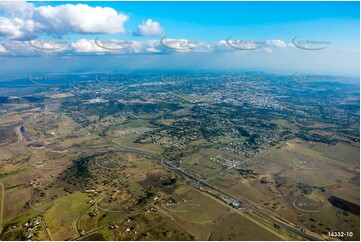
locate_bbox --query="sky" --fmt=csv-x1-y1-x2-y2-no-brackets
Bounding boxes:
0,1,359,77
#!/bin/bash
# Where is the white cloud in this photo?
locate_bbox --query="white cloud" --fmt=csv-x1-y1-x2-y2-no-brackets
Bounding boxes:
160,38,207,52
160,38,190,51
143,39,161,53
0,2,129,39
215,40,231,51
71,39,108,53
217,39,291,52
0,40,39,56
0,1,35,18
0,38,325,56
134,19,165,36
71,39,161,54
37,4,128,34
266,40,287,48
126,40,161,53
193,42,212,53
0,17,40,40
146,47,161,53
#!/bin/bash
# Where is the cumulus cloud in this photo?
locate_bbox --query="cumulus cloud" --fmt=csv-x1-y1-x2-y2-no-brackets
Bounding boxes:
37,4,128,34
216,38,290,52
0,17,41,40
0,37,298,56
0,2,129,40
0,1,35,18
72,39,163,54
146,47,161,53
160,38,191,51
126,40,162,53
266,40,287,48
159,38,208,52
143,40,161,53
134,19,165,36
215,40,231,51
71,39,109,53
0,40,40,56
0,39,161,56
193,42,212,53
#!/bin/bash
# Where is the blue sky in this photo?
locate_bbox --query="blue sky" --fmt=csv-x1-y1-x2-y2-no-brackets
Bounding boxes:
37,1,360,42
30,1,359,42
0,1,359,77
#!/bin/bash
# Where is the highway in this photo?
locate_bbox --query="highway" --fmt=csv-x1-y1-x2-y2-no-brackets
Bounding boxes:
68,145,322,241
159,158,321,241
